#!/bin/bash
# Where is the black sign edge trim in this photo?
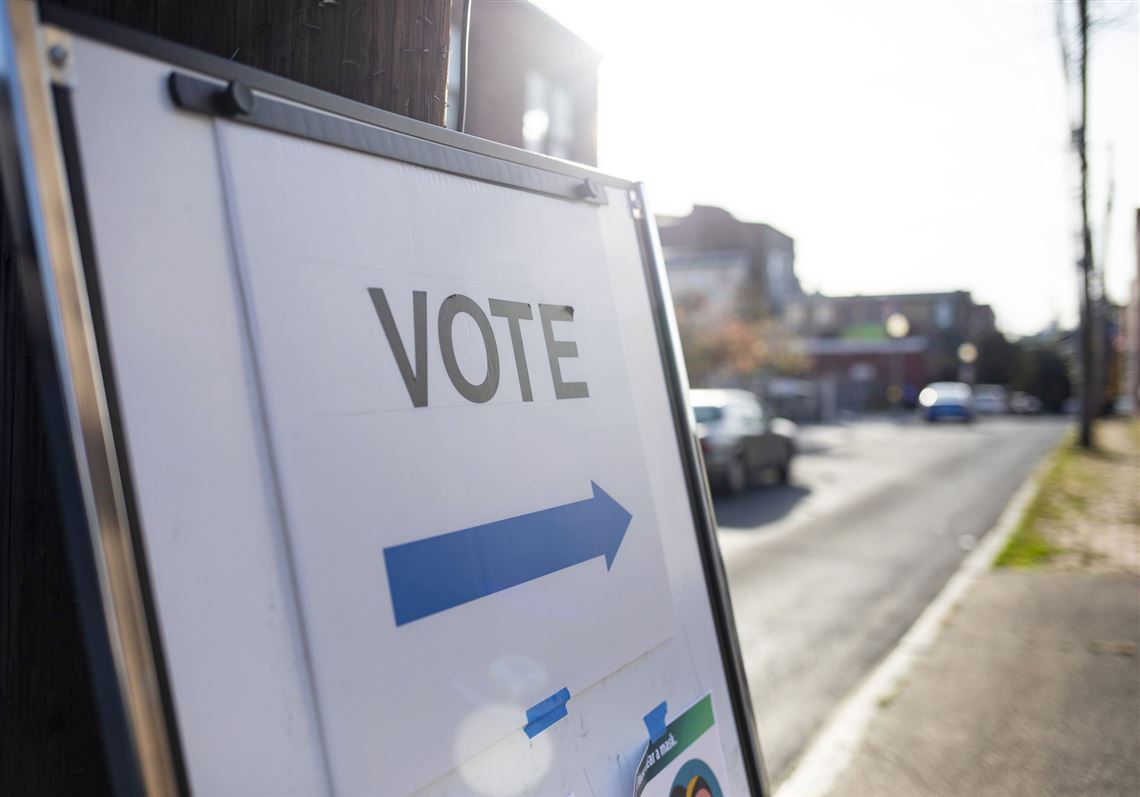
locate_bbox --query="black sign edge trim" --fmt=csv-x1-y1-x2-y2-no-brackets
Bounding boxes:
631,185,772,796
166,71,608,206
52,81,194,797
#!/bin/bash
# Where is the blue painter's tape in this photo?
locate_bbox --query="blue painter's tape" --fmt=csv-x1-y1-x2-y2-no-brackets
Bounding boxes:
523,687,571,738
644,700,668,741
524,702,568,738
526,687,570,723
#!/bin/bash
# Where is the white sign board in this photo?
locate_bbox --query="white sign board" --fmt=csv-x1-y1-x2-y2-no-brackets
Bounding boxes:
220,121,676,792
1,7,766,796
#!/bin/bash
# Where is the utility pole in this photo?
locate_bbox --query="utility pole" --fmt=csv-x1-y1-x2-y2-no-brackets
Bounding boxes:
1091,147,1115,421
1,2,453,794
1077,0,1095,448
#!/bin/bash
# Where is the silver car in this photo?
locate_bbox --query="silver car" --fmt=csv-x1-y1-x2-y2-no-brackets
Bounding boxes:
973,384,1009,415
691,389,798,494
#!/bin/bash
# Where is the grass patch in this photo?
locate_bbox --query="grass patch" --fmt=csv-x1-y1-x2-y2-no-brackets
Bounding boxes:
994,441,1070,568
994,517,1059,568
995,419,1139,570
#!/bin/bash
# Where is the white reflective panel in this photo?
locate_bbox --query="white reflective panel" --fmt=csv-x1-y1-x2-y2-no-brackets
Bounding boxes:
216,122,676,794
68,36,329,796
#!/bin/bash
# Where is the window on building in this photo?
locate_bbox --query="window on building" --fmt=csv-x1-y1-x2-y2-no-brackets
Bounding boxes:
445,21,462,130
766,250,793,309
934,300,954,329
815,303,836,327
522,71,575,159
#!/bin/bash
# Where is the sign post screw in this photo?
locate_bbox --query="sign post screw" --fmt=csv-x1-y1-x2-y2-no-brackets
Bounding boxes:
575,178,600,201
219,80,256,116
47,44,69,68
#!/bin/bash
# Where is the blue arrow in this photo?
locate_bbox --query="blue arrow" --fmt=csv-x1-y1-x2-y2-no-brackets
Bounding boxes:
383,482,632,626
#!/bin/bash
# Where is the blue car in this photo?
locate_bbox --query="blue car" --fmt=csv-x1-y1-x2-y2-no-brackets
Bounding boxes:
919,382,975,422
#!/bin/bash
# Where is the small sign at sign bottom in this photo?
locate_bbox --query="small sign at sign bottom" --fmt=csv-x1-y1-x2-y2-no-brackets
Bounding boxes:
634,694,729,797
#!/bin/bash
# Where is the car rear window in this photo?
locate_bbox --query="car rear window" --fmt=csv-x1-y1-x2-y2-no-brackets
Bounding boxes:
694,406,723,423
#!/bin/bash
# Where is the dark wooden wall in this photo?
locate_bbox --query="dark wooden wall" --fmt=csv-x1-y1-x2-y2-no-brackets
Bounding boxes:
1,2,452,794
45,0,453,123
1,197,116,796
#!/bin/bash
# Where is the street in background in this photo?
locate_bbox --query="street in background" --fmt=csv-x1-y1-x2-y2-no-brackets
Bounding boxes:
711,414,1069,784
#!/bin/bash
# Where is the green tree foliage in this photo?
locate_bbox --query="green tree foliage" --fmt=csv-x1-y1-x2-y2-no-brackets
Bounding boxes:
673,287,810,387
975,331,1020,385
1013,348,1072,412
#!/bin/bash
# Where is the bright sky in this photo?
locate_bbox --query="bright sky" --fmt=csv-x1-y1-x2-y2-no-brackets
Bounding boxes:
533,0,1138,337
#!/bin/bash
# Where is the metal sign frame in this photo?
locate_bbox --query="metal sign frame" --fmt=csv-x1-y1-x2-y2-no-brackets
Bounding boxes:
0,5,769,795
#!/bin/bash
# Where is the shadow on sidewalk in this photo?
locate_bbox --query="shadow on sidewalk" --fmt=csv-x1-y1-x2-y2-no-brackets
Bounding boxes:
713,484,812,529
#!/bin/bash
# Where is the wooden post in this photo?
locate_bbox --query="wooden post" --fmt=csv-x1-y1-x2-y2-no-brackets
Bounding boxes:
1,2,452,793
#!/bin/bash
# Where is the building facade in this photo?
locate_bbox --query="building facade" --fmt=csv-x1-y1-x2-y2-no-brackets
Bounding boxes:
657,205,801,319
452,1,600,166
786,290,998,412
787,290,994,344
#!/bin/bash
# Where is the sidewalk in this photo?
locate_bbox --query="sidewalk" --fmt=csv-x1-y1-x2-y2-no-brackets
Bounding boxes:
823,418,1140,797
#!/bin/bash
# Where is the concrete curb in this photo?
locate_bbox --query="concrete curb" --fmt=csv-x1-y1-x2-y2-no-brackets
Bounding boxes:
773,455,1052,797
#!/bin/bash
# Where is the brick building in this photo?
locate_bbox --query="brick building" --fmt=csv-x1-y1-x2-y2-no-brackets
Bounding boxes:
785,291,998,412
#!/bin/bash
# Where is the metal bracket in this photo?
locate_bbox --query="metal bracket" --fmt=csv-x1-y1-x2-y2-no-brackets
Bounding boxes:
43,25,74,86
167,70,609,206
628,186,645,220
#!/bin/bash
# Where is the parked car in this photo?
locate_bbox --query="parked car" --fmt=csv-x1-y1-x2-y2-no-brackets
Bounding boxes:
690,389,798,494
973,384,1009,415
1009,391,1043,415
918,381,975,423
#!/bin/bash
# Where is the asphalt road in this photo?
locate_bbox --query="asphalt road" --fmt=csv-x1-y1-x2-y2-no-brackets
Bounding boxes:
713,414,1070,787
